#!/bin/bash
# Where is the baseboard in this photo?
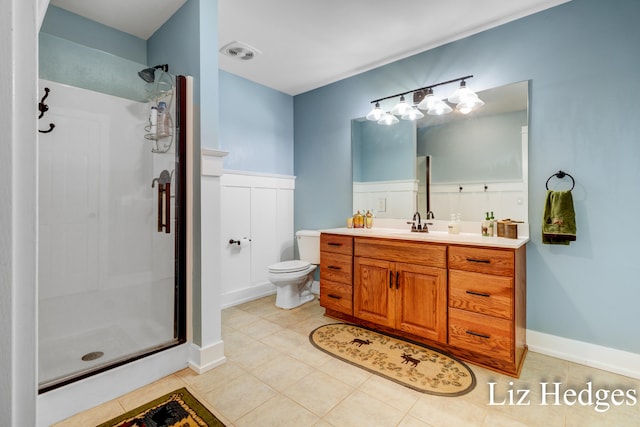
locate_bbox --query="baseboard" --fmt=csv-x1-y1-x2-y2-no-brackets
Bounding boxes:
220,282,276,309
527,329,640,379
188,341,226,374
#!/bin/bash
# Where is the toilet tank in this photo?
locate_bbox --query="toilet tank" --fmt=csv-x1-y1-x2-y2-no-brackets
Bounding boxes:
296,230,320,264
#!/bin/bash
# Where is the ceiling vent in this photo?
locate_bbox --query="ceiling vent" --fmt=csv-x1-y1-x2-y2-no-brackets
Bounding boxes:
219,41,261,61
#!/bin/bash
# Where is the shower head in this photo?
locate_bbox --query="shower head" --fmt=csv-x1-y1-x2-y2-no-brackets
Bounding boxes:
138,64,169,83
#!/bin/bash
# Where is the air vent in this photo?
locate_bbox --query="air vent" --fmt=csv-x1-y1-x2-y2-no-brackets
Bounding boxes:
219,41,261,61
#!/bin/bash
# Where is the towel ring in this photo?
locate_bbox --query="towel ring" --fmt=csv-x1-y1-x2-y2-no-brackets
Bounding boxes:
546,170,575,191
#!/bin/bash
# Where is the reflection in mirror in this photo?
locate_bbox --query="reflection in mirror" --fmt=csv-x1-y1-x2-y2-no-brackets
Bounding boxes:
352,80,529,223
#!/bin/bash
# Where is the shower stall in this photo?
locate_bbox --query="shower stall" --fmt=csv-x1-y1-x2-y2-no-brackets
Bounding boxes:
37,68,188,392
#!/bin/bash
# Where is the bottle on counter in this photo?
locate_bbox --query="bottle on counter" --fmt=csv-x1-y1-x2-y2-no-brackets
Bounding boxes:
448,213,459,234
481,212,491,236
353,210,364,228
489,211,496,237
365,210,373,228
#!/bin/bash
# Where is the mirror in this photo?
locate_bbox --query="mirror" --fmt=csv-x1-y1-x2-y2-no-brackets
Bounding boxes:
352,80,529,222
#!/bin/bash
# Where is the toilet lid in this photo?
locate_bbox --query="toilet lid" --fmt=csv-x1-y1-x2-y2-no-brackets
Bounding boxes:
269,260,311,273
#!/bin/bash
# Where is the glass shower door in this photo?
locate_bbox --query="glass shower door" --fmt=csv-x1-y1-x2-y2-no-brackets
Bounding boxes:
37,73,186,392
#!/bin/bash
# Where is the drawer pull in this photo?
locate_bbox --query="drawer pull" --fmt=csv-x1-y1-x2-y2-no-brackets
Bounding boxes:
466,258,491,264
389,271,393,289
327,242,343,247
466,290,491,298
327,265,342,270
327,294,341,300
466,330,491,339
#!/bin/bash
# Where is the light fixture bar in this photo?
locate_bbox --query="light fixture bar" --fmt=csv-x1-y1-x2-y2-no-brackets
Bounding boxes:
369,75,473,105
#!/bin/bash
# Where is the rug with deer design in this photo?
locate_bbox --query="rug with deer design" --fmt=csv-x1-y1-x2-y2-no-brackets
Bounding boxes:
309,323,475,396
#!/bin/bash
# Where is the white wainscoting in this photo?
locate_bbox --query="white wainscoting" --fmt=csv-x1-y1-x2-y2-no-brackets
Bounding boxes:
220,171,295,308
430,181,527,222
353,179,418,219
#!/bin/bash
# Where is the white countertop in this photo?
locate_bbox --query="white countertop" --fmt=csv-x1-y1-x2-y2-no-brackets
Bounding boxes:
320,225,529,249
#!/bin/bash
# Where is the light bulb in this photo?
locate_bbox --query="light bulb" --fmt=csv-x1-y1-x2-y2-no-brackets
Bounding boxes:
366,102,384,121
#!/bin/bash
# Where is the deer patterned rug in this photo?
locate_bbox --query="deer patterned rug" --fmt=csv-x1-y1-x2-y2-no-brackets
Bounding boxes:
96,387,225,427
309,323,475,396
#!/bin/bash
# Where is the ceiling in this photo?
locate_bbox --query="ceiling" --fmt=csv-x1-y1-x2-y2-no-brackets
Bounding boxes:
51,0,570,95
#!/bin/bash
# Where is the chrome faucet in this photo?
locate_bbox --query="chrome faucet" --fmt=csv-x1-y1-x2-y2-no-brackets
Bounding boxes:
406,211,429,232
426,211,435,219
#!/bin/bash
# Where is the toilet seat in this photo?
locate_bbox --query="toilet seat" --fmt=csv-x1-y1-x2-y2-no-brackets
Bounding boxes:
268,260,311,274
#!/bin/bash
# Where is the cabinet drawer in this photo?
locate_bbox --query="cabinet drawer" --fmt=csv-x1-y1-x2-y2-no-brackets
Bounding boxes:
354,238,446,268
320,280,353,314
449,270,513,319
449,308,513,362
449,246,514,276
320,234,353,255
320,252,352,284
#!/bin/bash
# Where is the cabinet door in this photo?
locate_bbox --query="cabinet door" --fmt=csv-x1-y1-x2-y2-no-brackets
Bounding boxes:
395,262,447,343
354,257,395,327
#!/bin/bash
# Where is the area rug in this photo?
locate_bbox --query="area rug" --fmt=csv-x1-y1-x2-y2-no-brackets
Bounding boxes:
96,387,225,427
310,323,475,396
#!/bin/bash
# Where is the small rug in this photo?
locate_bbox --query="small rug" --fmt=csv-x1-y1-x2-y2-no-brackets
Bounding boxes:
310,323,475,396
97,387,225,427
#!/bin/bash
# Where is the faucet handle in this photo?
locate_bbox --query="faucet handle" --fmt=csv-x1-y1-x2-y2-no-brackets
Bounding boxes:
406,221,417,231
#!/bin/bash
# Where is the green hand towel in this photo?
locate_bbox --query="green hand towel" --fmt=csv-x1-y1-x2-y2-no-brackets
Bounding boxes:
542,190,576,245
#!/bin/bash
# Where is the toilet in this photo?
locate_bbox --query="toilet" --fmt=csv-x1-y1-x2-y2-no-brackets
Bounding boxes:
268,230,320,309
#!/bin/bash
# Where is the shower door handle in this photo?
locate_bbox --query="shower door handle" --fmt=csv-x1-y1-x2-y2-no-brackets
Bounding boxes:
164,182,170,234
157,182,171,234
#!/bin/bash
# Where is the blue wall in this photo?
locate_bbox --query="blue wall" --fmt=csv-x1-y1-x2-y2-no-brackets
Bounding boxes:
39,7,148,101
219,71,294,175
294,0,640,354
40,6,146,63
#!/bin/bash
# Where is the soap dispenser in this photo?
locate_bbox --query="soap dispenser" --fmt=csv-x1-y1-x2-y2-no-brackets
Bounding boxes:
353,210,364,228
481,212,491,236
365,210,373,228
448,213,459,234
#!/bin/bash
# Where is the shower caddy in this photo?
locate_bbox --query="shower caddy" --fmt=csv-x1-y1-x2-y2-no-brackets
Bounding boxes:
144,70,175,153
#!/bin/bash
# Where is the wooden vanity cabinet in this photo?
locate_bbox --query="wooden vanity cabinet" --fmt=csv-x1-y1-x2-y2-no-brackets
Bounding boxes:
319,232,527,377
447,245,527,376
353,238,447,343
319,234,354,315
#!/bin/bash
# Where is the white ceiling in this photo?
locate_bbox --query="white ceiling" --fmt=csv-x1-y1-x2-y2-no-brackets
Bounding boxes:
51,0,570,95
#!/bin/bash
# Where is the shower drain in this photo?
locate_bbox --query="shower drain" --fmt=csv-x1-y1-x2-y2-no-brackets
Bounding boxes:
81,351,104,362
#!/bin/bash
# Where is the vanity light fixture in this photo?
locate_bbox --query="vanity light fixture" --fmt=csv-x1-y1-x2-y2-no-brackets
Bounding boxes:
366,75,483,124
378,112,399,126
401,106,424,121
365,102,384,121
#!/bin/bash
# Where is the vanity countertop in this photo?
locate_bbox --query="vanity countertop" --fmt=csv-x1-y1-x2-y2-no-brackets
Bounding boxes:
320,226,529,249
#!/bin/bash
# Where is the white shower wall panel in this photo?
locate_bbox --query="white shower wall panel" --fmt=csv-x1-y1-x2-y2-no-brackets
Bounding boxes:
38,79,174,348
220,172,295,307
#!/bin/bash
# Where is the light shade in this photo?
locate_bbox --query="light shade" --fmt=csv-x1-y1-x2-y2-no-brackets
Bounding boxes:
448,80,476,105
418,88,453,115
426,99,453,116
401,107,424,121
456,93,485,114
378,112,399,125
390,95,411,116
366,102,384,121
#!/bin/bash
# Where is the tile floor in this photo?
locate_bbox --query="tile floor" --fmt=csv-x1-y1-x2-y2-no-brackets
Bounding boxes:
55,295,640,426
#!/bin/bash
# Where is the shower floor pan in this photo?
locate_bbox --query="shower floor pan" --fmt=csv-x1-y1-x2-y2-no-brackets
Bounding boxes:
39,321,174,390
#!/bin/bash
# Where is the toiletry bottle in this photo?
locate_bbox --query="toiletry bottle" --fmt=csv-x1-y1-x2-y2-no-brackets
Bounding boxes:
448,213,459,234
482,212,490,236
365,210,373,228
489,211,496,237
149,106,158,138
354,210,364,228
157,101,171,138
